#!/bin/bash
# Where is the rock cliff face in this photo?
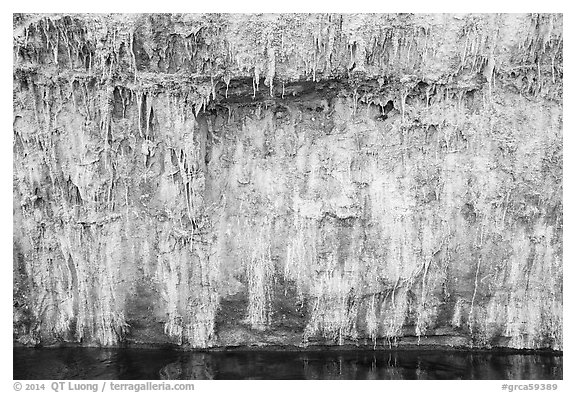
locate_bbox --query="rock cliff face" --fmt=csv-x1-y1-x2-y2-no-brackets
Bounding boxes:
13,13,562,350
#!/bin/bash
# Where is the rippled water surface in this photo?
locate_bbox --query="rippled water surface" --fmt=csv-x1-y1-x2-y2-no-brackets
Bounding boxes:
14,348,562,380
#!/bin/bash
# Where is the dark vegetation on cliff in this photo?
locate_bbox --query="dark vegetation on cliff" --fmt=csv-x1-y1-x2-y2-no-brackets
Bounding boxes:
13,13,562,350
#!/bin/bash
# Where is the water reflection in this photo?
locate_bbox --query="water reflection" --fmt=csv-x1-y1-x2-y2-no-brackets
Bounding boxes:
14,348,562,380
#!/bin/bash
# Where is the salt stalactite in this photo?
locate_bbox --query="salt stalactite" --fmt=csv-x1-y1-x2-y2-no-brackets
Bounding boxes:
135,91,145,138
157,229,187,344
266,44,276,97
284,214,319,301
223,74,231,99
187,240,220,347
303,254,361,345
252,66,260,98
243,218,274,330
156,229,219,347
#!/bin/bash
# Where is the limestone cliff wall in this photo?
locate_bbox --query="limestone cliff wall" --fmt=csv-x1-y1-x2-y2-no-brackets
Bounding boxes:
13,13,563,350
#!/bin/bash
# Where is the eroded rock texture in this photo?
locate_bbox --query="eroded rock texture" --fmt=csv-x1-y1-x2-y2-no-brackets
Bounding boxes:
13,14,562,350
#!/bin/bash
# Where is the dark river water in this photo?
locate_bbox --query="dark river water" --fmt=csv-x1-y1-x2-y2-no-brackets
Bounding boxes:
14,348,562,380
